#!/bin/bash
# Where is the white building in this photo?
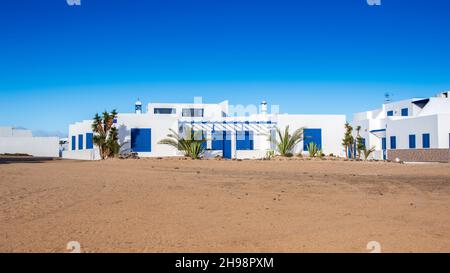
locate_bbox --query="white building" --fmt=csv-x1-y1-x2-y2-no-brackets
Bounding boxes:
63,99,346,160
352,91,450,162
0,127,60,157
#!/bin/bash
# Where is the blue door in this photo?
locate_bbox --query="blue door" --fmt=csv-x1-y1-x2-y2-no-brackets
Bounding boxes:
131,128,152,152
212,131,232,158
223,131,232,159
303,128,322,151
382,137,387,160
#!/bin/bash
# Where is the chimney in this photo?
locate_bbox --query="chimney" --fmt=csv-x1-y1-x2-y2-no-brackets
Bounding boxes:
260,101,268,115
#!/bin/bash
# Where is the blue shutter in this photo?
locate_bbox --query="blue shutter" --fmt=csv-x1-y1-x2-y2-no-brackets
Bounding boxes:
193,130,207,149
401,108,409,116
387,111,394,117
131,128,151,152
78,134,83,150
390,136,396,150
71,136,76,151
422,134,430,149
236,131,254,150
304,129,322,150
409,135,416,149
212,131,224,150
382,137,386,150
86,133,94,149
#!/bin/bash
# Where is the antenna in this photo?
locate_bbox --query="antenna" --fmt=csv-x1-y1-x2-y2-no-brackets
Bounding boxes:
384,92,393,103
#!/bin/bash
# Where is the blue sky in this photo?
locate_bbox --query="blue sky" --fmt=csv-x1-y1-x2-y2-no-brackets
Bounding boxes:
1,0,449,136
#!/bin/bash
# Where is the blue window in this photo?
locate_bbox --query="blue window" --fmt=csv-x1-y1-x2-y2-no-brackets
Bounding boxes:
382,137,386,150
387,110,394,117
71,136,76,151
78,134,84,150
422,133,430,149
212,131,224,150
131,128,151,152
86,133,94,149
362,138,366,148
401,108,409,116
193,130,207,149
303,128,322,151
236,131,254,150
154,108,176,114
409,135,416,149
390,136,397,149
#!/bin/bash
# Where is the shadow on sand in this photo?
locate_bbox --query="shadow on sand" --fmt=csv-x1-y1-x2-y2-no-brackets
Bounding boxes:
0,156,59,164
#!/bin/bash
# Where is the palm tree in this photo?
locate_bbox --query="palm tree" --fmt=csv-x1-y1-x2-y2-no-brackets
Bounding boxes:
269,126,304,157
92,109,119,159
355,125,365,160
158,127,206,159
342,123,354,159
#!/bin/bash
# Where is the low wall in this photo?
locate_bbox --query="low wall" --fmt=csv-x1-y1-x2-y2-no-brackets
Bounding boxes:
388,149,450,163
63,149,101,160
0,137,59,157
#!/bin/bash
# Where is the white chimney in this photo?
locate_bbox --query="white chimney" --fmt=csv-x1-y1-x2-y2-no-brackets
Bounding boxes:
261,101,268,115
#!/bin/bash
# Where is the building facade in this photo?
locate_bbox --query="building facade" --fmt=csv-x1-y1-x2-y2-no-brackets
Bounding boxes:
63,100,346,160
0,127,60,157
352,91,450,162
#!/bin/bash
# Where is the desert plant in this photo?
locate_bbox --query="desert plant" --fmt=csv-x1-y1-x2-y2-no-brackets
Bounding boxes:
92,110,120,159
269,126,304,157
342,123,355,159
355,126,365,160
158,127,206,159
362,146,376,160
265,150,275,160
307,142,319,157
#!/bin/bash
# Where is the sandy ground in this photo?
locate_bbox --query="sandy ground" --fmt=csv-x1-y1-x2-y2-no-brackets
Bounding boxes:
0,157,449,253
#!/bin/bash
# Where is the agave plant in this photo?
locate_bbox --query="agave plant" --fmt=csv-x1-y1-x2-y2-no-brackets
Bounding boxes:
158,127,206,159
362,146,376,160
269,126,304,157
307,142,321,157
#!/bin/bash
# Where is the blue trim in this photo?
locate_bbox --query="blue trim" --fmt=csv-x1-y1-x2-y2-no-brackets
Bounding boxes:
409,134,416,149
86,133,94,149
370,129,386,133
422,133,430,149
78,134,84,150
71,136,76,151
390,136,397,150
179,121,276,125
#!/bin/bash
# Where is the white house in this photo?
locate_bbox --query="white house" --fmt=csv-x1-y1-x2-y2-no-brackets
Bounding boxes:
63,99,346,160
0,127,60,157
352,91,450,162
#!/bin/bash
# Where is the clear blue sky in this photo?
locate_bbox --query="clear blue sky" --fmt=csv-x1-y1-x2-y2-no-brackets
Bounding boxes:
1,0,449,136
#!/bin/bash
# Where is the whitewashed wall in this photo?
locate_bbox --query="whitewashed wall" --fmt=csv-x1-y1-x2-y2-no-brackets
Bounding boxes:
387,115,439,149
275,114,346,156
0,137,60,157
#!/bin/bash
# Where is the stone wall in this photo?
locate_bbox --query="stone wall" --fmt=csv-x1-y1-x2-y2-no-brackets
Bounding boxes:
388,149,450,163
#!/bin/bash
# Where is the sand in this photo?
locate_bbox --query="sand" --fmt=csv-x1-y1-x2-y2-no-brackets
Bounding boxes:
0,157,449,253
